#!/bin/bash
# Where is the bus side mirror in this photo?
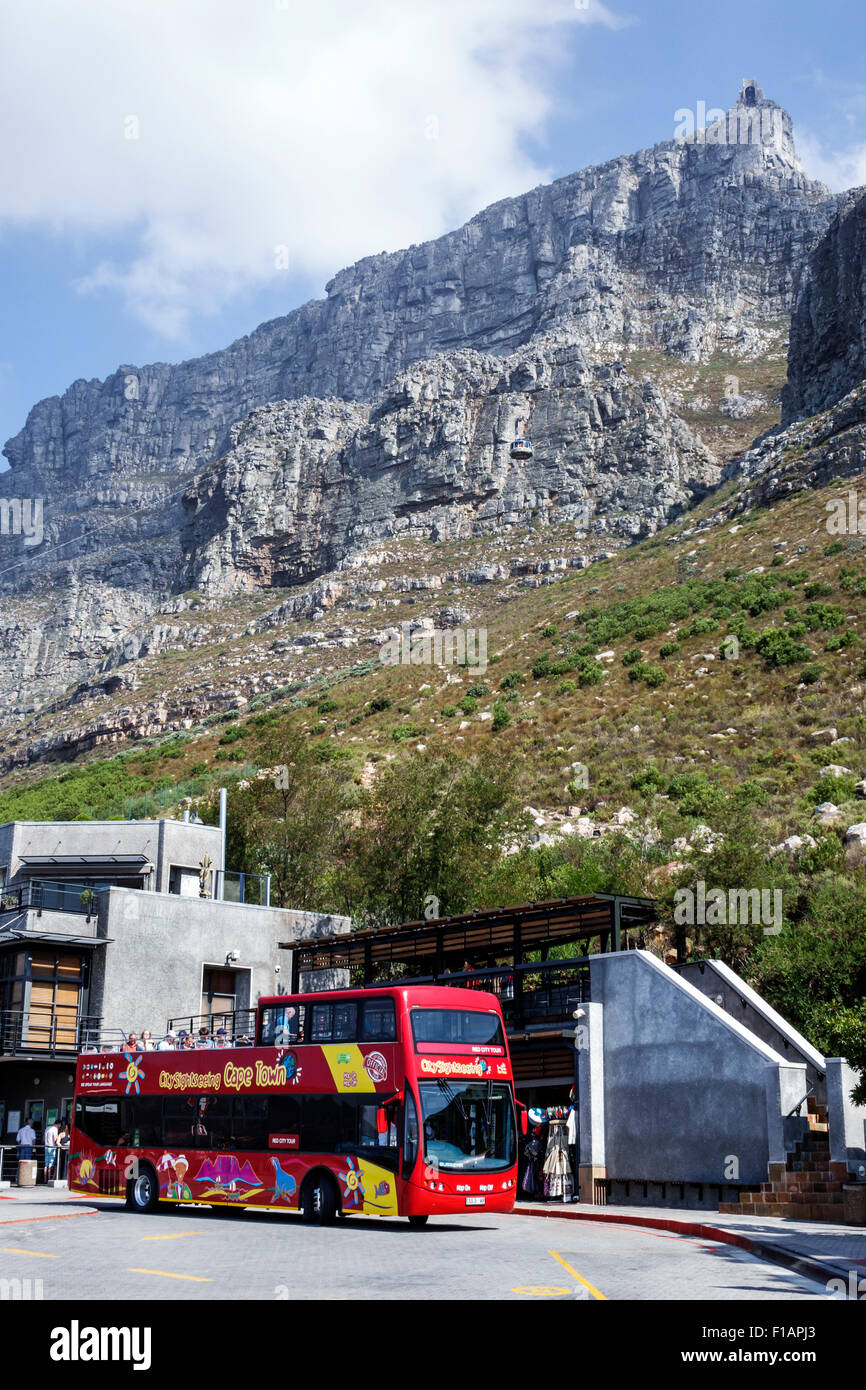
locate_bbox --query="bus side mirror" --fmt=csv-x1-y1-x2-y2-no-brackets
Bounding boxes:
376,1108,388,1135
521,1110,528,1136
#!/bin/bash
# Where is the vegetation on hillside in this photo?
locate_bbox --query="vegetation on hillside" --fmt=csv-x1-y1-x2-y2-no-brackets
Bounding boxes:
1,476,865,1095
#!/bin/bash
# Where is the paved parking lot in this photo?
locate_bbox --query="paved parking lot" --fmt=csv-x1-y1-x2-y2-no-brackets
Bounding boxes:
0,1191,832,1300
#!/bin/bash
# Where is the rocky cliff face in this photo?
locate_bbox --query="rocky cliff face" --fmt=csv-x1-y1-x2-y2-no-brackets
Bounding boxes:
0,81,849,732
181,339,718,599
782,188,866,421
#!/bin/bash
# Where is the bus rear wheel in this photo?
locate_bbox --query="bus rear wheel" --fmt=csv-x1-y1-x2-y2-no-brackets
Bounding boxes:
126,1163,160,1214
301,1173,338,1226
408,1214,429,1228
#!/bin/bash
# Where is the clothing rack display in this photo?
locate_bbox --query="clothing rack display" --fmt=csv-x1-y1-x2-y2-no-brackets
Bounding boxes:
519,1104,575,1202
542,1117,573,1201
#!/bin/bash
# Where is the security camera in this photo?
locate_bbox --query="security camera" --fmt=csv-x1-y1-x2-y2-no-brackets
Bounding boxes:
225,949,239,964
573,1008,586,1020
274,965,281,974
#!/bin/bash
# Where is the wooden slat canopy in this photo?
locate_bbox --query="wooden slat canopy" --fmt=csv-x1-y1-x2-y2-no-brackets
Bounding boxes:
284,893,656,990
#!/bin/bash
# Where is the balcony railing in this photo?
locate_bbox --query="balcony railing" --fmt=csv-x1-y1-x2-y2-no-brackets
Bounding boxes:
0,878,109,918
355,957,591,1031
213,870,271,907
0,1008,117,1057
440,959,591,1032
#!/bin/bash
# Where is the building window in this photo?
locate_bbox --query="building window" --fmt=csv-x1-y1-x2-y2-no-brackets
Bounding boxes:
169,865,202,898
0,949,87,1050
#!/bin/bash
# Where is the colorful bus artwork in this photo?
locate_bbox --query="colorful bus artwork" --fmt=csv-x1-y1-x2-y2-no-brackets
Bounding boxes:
70,985,520,1226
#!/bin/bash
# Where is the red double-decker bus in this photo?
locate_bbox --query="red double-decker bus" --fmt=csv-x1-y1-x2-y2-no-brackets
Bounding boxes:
70,985,519,1226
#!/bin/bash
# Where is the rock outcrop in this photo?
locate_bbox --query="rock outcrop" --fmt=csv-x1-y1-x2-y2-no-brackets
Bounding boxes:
181,340,719,599
783,188,866,421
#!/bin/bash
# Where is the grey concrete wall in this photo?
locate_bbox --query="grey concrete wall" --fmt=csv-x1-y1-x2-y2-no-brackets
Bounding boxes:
588,951,807,1188
90,888,349,1039
575,1002,605,1200
9,909,99,941
153,820,223,894
0,824,15,882
0,819,223,893
678,959,826,1101
826,1058,866,1169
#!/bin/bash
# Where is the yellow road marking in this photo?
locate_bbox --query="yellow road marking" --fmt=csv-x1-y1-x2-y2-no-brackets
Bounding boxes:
141,1232,201,1241
128,1268,211,1282
549,1248,607,1301
2,1247,59,1259
512,1284,572,1297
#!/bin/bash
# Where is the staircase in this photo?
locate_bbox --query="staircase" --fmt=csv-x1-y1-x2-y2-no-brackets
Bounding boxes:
719,1104,849,1222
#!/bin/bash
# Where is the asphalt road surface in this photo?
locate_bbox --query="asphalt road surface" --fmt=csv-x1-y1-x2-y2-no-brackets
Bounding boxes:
0,1192,831,1301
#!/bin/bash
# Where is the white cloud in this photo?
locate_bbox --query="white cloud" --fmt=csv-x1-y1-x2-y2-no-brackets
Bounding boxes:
0,0,624,338
796,128,866,193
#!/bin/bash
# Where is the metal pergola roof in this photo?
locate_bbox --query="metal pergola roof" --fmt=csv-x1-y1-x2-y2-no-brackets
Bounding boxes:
17,854,153,879
284,893,656,988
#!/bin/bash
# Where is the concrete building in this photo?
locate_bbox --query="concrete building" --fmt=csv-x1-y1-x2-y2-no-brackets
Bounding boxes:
0,819,348,1163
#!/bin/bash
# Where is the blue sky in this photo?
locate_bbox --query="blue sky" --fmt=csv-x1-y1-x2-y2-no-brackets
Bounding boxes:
1,0,864,468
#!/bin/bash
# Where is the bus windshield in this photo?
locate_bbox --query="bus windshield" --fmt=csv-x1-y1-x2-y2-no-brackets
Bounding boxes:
419,1080,515,1172
410,1008,504,1050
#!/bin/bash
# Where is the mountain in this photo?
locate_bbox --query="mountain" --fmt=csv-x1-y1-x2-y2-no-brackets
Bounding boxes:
0,80,849,750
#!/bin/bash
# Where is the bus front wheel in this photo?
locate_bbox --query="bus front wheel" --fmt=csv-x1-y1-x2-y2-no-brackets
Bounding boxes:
408,1214,429,1228
301,1173,338,1226
126,1163,160,1214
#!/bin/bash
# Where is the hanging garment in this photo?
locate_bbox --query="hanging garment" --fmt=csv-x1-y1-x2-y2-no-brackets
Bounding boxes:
542,1118,573,1201
566,1106,577,1146
521,1137,542,1196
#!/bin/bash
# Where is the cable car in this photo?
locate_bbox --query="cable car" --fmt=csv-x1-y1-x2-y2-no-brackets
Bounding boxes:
510,420,533,461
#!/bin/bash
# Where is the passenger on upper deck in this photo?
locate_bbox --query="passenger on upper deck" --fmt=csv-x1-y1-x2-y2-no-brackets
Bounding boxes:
275,1005,300,1045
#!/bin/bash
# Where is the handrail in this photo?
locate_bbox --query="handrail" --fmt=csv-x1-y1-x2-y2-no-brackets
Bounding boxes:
0,878,111,917
787,1087,815,1119
0,1008,112,1056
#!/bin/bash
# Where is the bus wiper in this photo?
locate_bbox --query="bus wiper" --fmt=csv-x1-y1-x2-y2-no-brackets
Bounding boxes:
437,1078,467,1122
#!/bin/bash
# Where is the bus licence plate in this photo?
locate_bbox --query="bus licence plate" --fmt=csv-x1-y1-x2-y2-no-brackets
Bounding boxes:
465,1196,485,1206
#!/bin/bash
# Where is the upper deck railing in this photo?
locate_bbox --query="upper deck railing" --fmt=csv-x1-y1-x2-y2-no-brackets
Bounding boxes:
182,959,591,1047
165,1009,257,1045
